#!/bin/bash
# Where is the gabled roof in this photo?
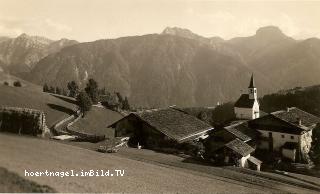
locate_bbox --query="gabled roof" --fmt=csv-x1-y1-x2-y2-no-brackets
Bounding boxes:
226,120,259,139
272,107,320,128
234,94,256,108
249,107,320,134
109,108,213,142
225,138,254,157
224,122,252,142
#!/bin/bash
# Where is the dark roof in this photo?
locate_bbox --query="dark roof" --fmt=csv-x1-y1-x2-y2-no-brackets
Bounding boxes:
282,142,298,150
234,94,255,108
249,107,320,134
110,108,213,142
225,138,254,157
272,107,320,128
248,74,255,88
224,122,252,142
225,120,259,139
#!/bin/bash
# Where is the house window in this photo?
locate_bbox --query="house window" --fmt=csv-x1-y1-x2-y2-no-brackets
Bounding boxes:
291,136,294,140
281,135,285,138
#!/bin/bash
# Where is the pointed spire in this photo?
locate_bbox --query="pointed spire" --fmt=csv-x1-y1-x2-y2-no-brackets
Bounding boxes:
248,73,255,88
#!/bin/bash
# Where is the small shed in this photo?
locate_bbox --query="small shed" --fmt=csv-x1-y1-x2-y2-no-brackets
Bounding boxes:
225,138,255,168
248,156,262,171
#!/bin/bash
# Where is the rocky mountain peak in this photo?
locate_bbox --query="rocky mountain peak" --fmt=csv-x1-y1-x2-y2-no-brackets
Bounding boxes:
255,26,286,39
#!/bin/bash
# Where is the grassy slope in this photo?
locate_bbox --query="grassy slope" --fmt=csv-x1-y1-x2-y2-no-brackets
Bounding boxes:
69,106,123,137
0,167,56,193
0,133,269,193
0,75,77,127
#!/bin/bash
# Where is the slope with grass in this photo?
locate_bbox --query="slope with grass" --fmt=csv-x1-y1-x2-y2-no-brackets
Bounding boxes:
0,76,77,127
0,167,56,193
68,106,123,137
1,133,318,193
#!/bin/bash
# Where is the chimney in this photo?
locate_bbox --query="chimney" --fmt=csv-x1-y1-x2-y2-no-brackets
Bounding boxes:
296,117,302,125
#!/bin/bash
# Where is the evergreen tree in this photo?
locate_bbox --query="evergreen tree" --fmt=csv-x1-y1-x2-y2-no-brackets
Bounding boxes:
62,88,68,96
85,78,99,104
43,83,49,92
122,96,131,110
67,81,79,98
76,90,92,117
49,86,55,93
55,87,62,95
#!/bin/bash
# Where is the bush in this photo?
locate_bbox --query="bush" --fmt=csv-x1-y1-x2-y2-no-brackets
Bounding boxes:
13,81,22,87
3,81,9,86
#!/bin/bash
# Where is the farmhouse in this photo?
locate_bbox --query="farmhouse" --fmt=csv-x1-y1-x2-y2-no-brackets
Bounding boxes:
234,74,260,120
249,107,320,162
108,107,213,149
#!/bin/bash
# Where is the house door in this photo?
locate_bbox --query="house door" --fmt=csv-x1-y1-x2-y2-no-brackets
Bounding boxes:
268,132,273,151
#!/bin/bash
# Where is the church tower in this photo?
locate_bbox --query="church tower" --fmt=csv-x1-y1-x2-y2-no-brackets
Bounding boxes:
234,74,260,120
248,74,257,100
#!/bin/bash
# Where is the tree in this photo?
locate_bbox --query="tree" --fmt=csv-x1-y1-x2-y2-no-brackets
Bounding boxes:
49,86,55,93
3,81,9,86
67,81,79,98
76,91,92,117
99,87,106,95
13,81,22,87
62,88,68,96
55,86,62,95
85,78,99,104
310,124,320,165
43,83,49,92
122,96,131,110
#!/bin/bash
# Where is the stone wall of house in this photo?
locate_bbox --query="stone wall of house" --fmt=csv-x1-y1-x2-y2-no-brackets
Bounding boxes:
0,107,50,137
300,130,313,162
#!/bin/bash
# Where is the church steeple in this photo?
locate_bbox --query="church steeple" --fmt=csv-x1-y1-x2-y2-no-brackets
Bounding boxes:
248,74,257,100
234,73,260,120
248,73,255,88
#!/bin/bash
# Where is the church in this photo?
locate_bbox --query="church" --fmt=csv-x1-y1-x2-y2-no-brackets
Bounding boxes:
234,74,260,120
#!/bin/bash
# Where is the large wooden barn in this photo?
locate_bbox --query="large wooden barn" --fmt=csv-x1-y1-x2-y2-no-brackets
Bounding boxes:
108,107,213,149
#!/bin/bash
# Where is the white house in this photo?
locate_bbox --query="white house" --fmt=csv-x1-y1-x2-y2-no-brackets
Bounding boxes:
234,74,260,120
249,107,320,162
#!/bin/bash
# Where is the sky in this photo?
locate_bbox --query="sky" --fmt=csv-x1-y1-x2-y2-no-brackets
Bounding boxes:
0,0,319,42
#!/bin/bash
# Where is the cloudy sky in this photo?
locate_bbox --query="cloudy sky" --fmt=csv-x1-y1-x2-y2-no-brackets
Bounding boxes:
0,0,319,42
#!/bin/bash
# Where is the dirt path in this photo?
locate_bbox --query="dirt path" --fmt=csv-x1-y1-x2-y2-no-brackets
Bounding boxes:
0,134,275,193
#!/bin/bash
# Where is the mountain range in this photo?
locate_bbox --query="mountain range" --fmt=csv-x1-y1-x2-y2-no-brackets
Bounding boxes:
1,26,320,107
0,33,77,75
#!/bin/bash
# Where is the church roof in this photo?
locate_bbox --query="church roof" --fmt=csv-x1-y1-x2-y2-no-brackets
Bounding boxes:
248,74,255,88
234,94,256,108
